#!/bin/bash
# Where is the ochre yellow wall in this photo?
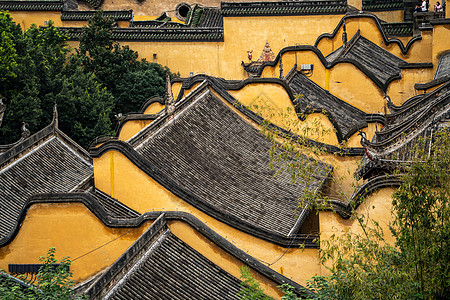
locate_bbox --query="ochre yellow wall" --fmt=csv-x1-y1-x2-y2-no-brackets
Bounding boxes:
319,186,396,249
432,24,450,71
0,203,153,282
228,83,339,145
387,68,435,105
93,150,322,286
118,120,153,141
369,10,404,23
9,11,64,29
143,102,164,114
265,58,389,113
348,0,362,10
316,16,431,63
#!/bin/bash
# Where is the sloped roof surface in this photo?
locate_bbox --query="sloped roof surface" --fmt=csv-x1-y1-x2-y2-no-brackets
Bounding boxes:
326,33,405,87
287,70,367,139
197,7,223,27
221,1,348,16
105,230,241,299
434,52,450,80
133,90,330,236
87,188,140,219
0,136,92,240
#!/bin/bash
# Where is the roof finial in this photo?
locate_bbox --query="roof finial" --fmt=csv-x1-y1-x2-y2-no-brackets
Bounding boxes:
383,93,393,114
52,103,58,128
165,72,175,118
342,20,347,49
21,122,30,139
0,95,5,128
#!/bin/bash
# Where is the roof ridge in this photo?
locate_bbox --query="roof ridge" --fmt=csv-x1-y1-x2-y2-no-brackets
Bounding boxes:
129,80,210,148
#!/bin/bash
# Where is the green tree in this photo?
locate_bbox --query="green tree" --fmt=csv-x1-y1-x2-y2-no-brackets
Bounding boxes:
0,17,115,148
241,99,449,299
71,10,171,115
391,129,450,299
239,266,274,300
0,12,21,84
0,247,83,299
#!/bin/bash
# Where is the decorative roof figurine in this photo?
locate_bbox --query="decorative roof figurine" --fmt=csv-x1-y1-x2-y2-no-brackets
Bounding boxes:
242,40,276,77
247,50,253,61
21,122,30,139
165,73,175,118
0,96,5,128
257,40,275,63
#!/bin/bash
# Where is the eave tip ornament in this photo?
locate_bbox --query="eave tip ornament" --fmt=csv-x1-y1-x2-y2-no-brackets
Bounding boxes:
52,103,59,128
0,95,5,128
21,122,30,139
165,72,175,118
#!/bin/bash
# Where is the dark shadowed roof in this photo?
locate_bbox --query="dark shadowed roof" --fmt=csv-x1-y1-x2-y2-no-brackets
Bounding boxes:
357,81,450,179
326,31,406,88
87,188,140,220
0,128,92,240
435,52,450,80
83,214,242,299
286,68,367,139
221,1,348,16
0,0,63,11
130,84,331,236
106,231,241,299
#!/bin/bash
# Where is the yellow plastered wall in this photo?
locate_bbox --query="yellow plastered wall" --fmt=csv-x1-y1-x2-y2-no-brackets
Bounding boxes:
0,203,153,282
227,82,339,145
316,17,431,63
9,11,64,29
221,15,342,79
118,120,153,141
109,15,342,79
319,187,397,255
369,10,404,23
265,57,387,113
143,102,164,114
93,150,321,286
432,24,450,71
348,0,362,10
387,68,435,105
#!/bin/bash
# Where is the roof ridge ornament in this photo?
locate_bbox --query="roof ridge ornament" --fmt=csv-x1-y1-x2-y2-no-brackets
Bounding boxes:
358,129,377,162
0,95,5,128
342,20,347,49
52,103,59,129
21,122,30,139
165,73,175,118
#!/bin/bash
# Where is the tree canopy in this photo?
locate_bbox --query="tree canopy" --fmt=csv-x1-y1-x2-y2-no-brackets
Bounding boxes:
0,11,172,149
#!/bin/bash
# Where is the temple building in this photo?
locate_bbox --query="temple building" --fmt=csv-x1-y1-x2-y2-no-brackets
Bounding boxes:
0,0,449,299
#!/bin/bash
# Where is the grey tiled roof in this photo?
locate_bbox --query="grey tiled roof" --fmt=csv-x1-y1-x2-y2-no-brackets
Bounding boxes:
197,7,223,28
286,69,367,140
106,231,241,300
60,10,132,21
133,88,330,236
382,22,413,37
326,32,405,87
61,27,224,42
87,188,140,219
0,0,63,11
221,1,348,16
435,52,450,80
362,0,403,11
0,136,92,240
